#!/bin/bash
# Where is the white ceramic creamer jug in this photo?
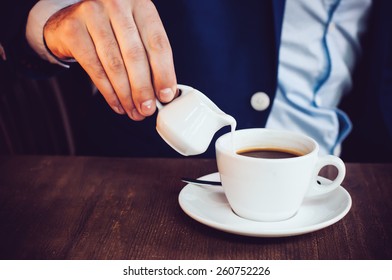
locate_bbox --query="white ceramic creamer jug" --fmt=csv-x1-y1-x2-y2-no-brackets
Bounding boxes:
156,85,236,156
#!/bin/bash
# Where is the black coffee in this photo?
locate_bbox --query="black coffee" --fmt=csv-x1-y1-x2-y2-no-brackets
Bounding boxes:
237,147,303,159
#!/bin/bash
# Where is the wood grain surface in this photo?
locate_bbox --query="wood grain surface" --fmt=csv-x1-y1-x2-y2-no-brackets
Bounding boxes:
0,156,391,260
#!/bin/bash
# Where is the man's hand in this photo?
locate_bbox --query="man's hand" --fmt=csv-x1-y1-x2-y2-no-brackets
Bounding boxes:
44,0,177,120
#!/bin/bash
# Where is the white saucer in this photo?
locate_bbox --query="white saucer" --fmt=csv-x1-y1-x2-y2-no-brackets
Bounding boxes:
178,173,352,237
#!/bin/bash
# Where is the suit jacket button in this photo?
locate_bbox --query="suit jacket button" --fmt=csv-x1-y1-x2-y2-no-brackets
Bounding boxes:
251,92,270,111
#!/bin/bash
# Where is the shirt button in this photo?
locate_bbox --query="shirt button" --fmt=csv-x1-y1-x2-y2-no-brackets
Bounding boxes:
250,92,270,111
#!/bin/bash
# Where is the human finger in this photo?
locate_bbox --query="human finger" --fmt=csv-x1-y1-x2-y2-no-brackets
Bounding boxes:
107,0,156,117
82,1,145,120
133,0,177,103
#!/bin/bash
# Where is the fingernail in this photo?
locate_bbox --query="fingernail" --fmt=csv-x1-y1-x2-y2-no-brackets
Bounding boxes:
141,99,154,115
159,88,174,102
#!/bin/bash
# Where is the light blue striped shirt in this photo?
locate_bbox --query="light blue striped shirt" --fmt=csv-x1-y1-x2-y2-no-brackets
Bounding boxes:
266,0,372,155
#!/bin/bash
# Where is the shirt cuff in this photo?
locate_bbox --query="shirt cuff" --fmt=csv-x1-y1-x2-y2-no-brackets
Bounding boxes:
26,0,80,68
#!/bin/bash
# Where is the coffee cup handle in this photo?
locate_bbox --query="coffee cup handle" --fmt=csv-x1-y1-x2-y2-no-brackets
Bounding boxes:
155,84,194,110
306,155,346,198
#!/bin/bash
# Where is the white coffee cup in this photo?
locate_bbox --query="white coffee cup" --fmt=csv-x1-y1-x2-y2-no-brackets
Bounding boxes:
215,128,346,222
156,84,236,156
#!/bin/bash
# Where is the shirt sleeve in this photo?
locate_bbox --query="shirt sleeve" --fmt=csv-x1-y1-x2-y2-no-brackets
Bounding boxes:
26,0,81,67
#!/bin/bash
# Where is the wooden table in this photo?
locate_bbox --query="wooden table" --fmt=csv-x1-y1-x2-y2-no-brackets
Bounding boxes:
0,155,391,260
